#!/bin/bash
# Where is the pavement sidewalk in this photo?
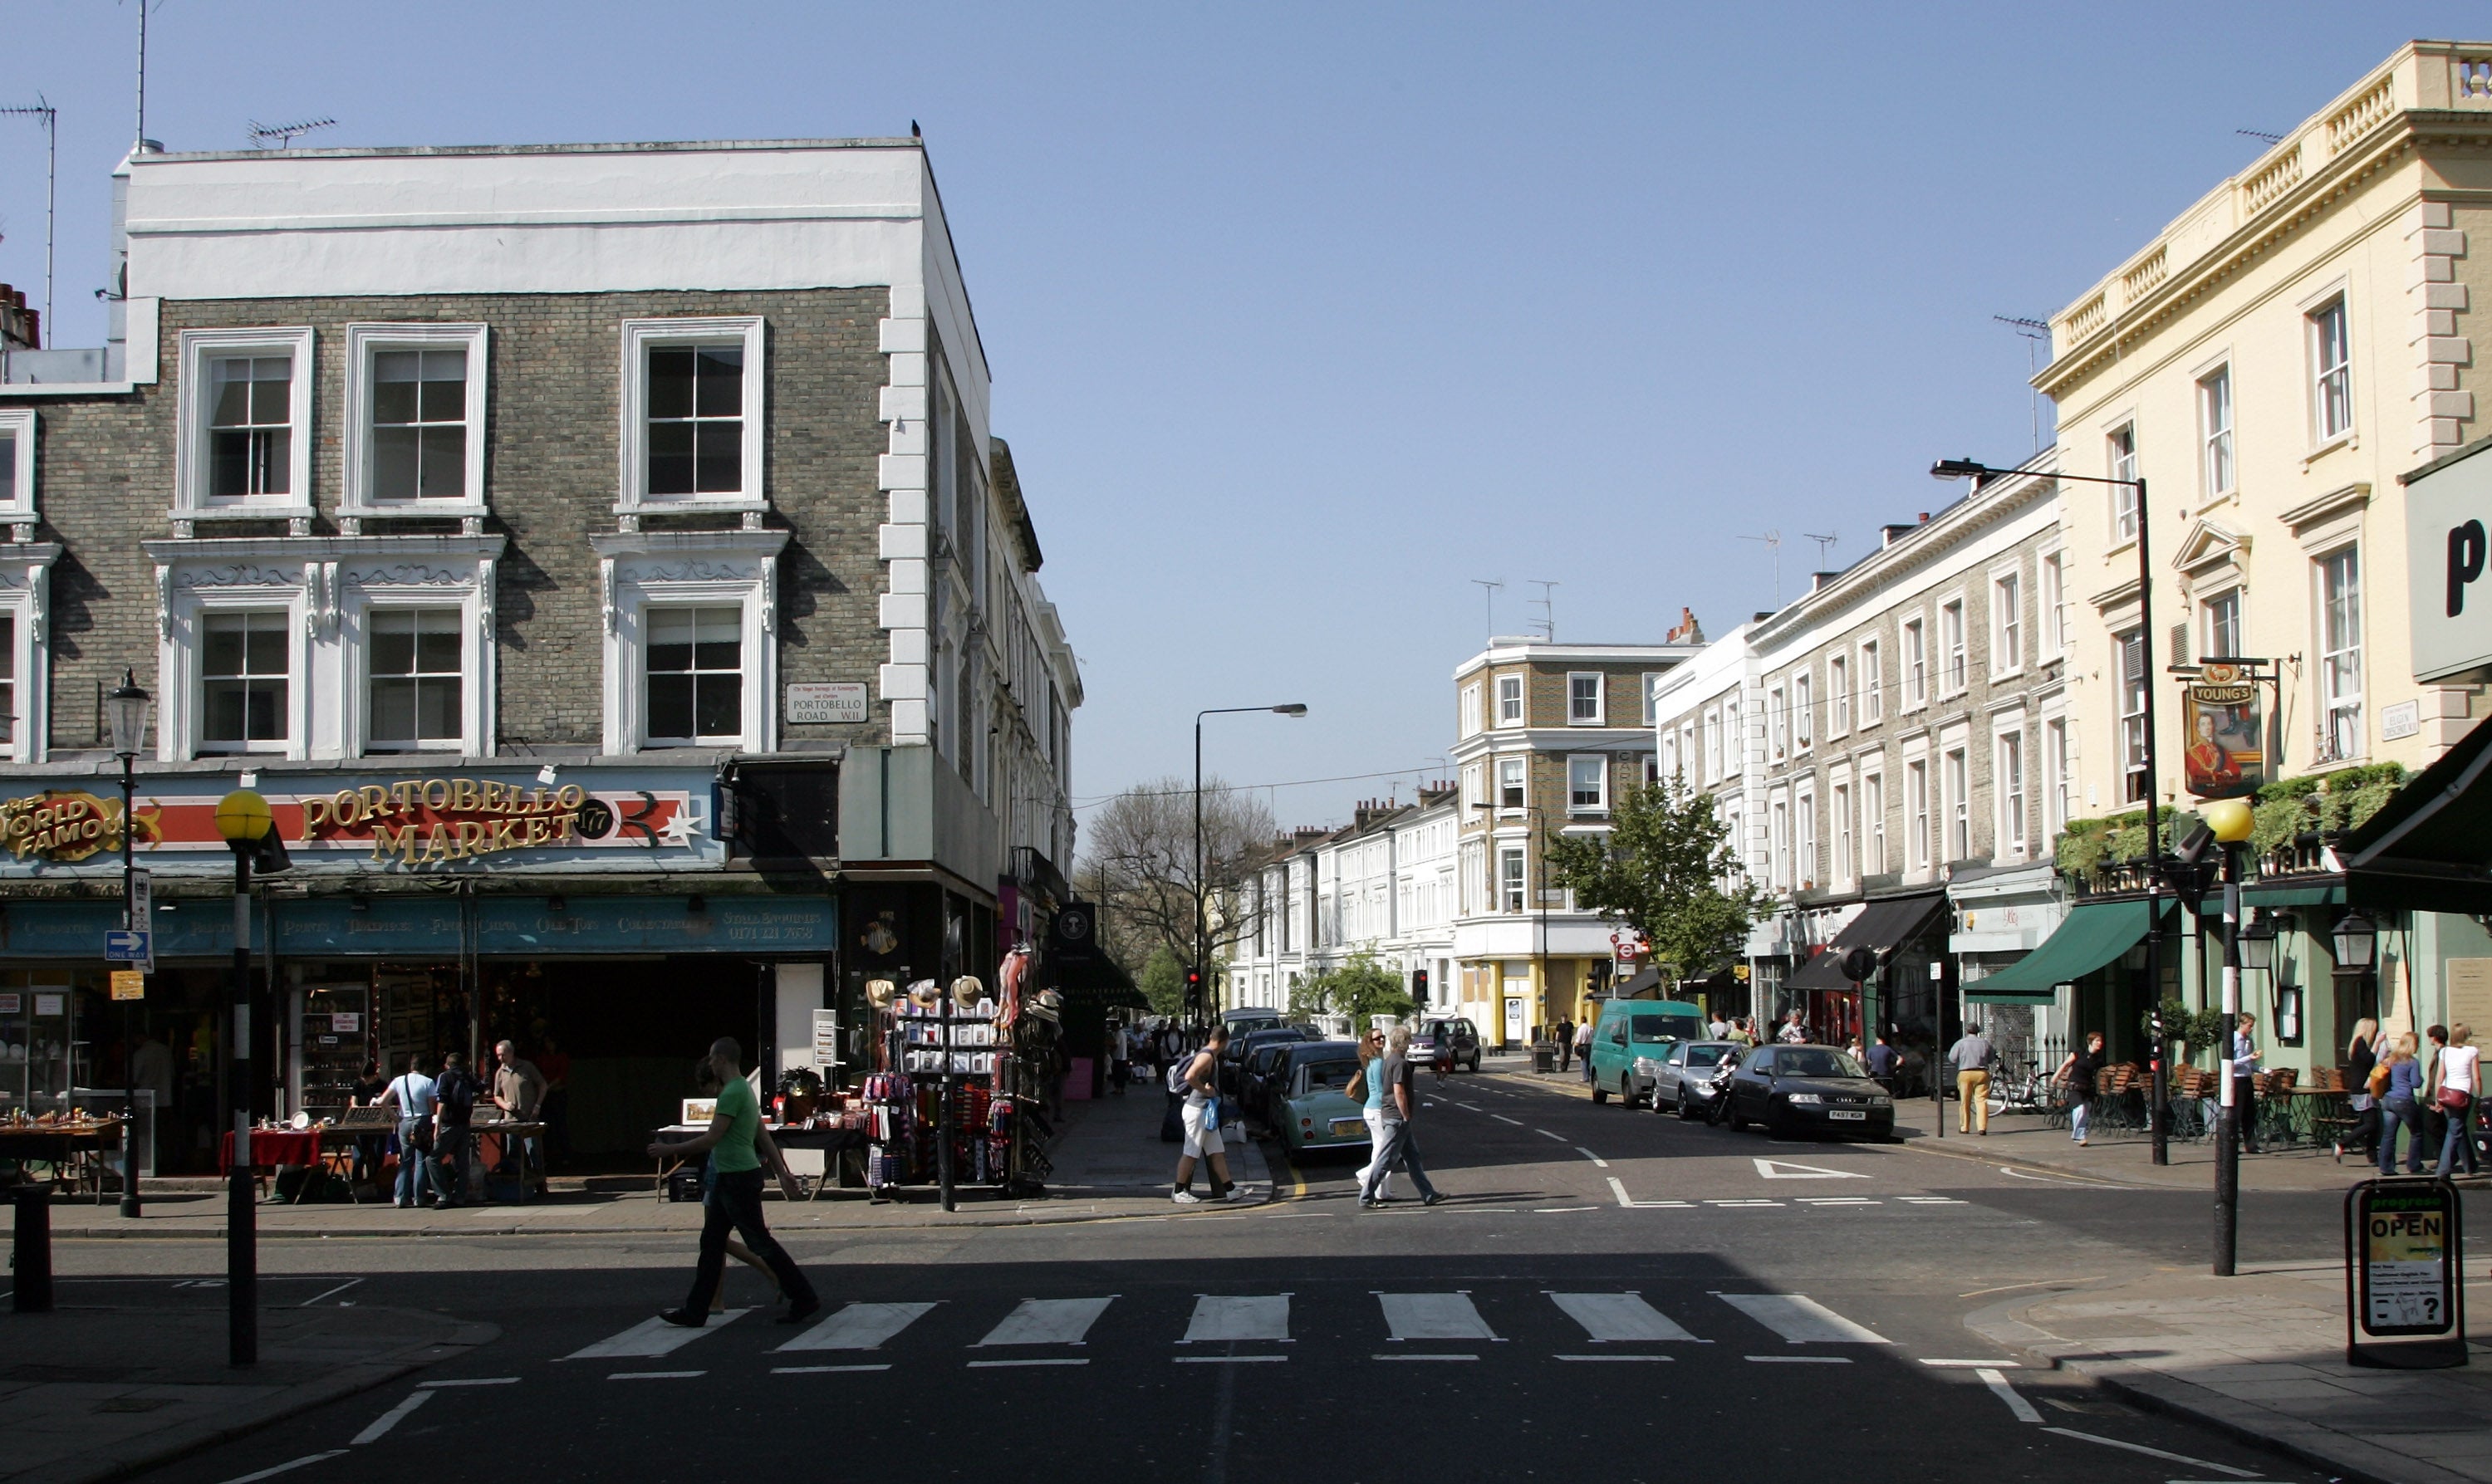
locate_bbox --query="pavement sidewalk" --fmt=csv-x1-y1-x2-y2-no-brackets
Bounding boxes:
33,1085,1271,1242
0,1301,495,1484
1969,1261,2492,1484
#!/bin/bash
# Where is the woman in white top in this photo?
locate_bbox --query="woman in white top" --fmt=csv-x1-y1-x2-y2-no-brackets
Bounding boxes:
2433,1022,2479,1178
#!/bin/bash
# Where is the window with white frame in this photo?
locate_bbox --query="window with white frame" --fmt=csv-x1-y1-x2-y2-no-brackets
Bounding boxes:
2202,589,2242,661
2039,551,2065,657
2107,424,2138,541
1864,772,1886,874
366,609,464,752
1641,672,1661,727
1832,781,1852,883
2310,297,2352,443
1768,684,1787,760
2318,546,2364,761
1461,762,1484,811
1499,847,1526,913
1944,748,1970,861
1660,732,1678,780
1940,601,1965,693
1993,572,2021,674
1496,674,1524,727
2117,628,2149,802
1703,709,1722,781
1568,754,1607,811
0,407,32,524
644,606,744,745
1567,672,1602,725
618,316,767,514
178,328,316,518
1768,797,1789,890
1861,640,1881,723
1828,654,1849,735
595,530,784,755
1459,682,1482,738
1998,730,2027,857
1903,620,1926,708
200,610,292,753
1498,755,1526,810
1906,760,1929,870
1793,672,1813,749
2045,718,2070,843
1796,791,1816,888
2197,366,2234,500
0,614,13,747
343,324,489,515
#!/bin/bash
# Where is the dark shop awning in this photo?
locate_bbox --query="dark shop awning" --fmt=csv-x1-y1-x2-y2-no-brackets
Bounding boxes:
1785,892,1947,989
1970,898,2176,1001
2337,715,2492,916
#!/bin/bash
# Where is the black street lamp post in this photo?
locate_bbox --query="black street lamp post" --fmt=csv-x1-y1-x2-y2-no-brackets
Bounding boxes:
1934,458,2170,1163
1194,704,1307,1026
212,788,288,1366
105,671,151,1219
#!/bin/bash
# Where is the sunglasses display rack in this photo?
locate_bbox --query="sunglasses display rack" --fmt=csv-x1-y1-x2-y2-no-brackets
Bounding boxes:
862,991,1053,1197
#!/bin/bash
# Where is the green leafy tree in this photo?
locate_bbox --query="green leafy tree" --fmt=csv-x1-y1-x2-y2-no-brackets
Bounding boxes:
1294,948,1415,1021
1139,945,1187,1018
1543,776,1763,984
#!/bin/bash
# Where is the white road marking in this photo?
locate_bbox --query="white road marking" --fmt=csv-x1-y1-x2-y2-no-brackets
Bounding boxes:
1181,1295,1291,1344
1574,1147,1611,1167
1606,1178,1691,1208
1705,1199,1784,1207
771,1364,892,1374
606,1370,705,1380
1537,1129,1567,1141
1548,1291,1706,1344
562,1310,751,1359
1376,1292,1501,1341
1556,1354,1675,1362
777,1301,938,1352
1921,1359,2022,1368
1714,1292,1893,1344
299,1278,364,1307
1798,1197,1879,1205
218,1452,349,1483
1373,1353,1477,1361
349,1388,434,1444
1533,1206,1600,1213
1174,1354,1288,1364
968,1357,1089,1368
1897,1196,1964,1204
1491,1114,1525,1126
1455,1103,1483,1111
418,1377,521,1388
1979,1368,2043,1422
1747,1354,1852,1364
2038,1428,2259,1477
975,1296,1116,1347
1754,1158,1870,1180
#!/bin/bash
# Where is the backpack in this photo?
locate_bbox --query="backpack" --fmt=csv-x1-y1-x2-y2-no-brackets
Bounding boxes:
436,1067,478,1124
1167,1057,1194,1095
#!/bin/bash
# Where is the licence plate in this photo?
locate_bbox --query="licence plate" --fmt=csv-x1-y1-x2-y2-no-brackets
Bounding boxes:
1329,1119,1366,1137
1828,1109,1867,1121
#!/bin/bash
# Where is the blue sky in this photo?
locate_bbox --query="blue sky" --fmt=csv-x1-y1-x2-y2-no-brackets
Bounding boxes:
4,2,2483,838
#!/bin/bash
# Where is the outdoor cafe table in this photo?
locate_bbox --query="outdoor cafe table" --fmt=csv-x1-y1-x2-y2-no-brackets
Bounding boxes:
0,1119,124,1203
2263,1087,2348,1147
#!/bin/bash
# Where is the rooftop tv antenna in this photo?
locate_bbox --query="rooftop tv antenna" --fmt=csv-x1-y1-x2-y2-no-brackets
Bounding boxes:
1995,314,2053,451
1527,580,1558,641
2236,128,2284,144
1738,531,1783,607
1469,579,1504,642
1803,531,1837,571
248,116,337,150
0,98,54,343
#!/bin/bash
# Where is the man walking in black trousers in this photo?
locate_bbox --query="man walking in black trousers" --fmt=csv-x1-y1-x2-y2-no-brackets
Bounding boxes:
648,1037,821,1327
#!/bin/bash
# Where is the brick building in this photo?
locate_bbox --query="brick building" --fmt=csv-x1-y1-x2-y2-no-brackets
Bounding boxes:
0,139,1079,1165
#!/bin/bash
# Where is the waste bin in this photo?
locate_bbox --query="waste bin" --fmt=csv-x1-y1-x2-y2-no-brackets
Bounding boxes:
1532,1041,1555,1074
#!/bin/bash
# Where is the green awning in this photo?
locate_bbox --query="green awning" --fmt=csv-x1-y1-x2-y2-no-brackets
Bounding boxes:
2190,879,2346,917
2337,714,2492,914
1968,899,2176,1001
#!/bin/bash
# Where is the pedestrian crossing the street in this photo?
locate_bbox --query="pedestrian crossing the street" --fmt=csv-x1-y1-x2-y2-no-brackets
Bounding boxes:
563,1287,1918,1373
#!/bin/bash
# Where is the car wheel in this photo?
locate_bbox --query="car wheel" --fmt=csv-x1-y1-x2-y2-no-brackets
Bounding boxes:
1467,1054,1479,1073
1591,1083,1609,1105
1622,1075,1644,1110
1676,1087,1695,1121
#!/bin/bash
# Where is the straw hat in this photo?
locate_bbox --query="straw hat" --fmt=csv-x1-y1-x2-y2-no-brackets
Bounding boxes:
907,978,941,1009
866,978,896,1011
951,974,984,1009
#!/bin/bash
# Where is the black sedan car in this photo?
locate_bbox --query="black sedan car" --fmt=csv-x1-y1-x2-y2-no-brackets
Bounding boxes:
1221,1026,1311,1098
1723,1044,1895,1140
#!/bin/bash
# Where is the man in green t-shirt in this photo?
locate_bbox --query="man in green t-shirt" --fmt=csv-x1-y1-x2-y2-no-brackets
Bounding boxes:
647,1037,821,1327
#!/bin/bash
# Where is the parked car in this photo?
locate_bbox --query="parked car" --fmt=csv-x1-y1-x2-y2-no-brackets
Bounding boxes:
1411,1016,1482,1073
1241,1038,1303,1126
1721,1044,1895,1140
1587,998,1707,1106
1223,1007,1287,1037
1639,1039,1742,1119
1221,1026,1309,1098
1267,1041,1370,1156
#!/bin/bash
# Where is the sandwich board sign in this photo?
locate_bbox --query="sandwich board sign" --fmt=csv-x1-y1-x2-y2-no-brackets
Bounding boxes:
2344,1177,2468,1368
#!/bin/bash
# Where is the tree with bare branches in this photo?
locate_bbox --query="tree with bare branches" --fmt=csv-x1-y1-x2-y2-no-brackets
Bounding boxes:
1078,775,1278,998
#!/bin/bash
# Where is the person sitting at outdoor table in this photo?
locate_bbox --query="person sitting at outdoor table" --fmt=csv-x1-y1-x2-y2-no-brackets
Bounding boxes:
492,1039,549,1197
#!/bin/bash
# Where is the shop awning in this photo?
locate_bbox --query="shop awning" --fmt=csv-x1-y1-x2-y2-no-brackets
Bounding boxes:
2337,714,2492,915
1969,898,2176,1001
2188,879,2347,918
1785,892,1947,989
1060,955,1148,1011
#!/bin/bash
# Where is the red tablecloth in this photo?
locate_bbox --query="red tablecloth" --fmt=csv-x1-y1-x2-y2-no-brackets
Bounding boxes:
218,1129,325,1173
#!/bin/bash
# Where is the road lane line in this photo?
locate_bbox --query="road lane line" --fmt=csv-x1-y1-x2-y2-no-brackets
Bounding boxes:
418,1377,521,1388
218,1452,349,1483
1978,1368,2043,1423
1491,1114,1524,1126
1705,1199,1783,1207
1921,1359,2022,1368
1533,1206,1599,1213
1714,1292,1893,1344
772,1364,893,1374
1605,1177,1691,1208
2038,1428,2259,1477
1746,1354,1852,1364
1573,1147,1610,1167
1556,1354,1674,1362
1173,1355,1288,1364
1372,1354,1477,1361
299,1278,363,1307
967,1358,1089,1368
349,1388,434,1444
1536,1129,1566,1141
606,1370,705,1380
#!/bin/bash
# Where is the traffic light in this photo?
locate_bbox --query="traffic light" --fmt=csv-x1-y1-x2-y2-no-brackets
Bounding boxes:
1412,967,1430,1004
1184,966,1204,1012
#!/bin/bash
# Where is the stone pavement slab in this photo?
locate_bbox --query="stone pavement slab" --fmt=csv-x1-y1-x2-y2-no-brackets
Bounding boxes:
0,1302,493,1484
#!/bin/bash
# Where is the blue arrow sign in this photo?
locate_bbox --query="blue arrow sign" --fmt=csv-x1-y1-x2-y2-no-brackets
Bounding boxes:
103,929,150,963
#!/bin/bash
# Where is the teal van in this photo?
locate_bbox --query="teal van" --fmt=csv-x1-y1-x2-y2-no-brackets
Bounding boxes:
1587,997,1706,1106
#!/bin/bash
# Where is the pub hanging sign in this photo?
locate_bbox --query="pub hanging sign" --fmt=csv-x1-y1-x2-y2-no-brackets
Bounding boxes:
2185,664,2267,801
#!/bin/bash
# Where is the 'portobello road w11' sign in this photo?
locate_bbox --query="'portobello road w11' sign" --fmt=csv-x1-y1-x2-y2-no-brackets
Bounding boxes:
0,770,713,873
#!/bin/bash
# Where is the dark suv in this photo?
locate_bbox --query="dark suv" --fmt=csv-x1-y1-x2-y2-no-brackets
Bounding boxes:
1411,1016,1482,1073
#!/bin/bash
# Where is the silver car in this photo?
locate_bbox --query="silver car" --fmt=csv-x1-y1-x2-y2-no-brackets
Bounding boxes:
1637,1040,1743,1119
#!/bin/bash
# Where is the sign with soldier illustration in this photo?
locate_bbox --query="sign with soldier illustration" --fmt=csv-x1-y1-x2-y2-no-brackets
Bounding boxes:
2185,664,2265,800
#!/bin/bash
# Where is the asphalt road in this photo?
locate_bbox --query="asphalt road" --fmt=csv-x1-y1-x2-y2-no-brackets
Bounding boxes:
84,1070,2373,1484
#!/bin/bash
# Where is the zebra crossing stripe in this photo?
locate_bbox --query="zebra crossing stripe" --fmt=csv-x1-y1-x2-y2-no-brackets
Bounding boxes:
775,1301,938,1353
1714,1292,1893,1344
1547,1292,1707,1344
975,1296,1117,1347
562,1310,752,1359
1376,1292,1500,1342
1182,1295,1291,1344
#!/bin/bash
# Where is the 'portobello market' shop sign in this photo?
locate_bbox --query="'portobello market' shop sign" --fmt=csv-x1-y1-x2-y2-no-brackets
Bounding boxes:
0,770,715,873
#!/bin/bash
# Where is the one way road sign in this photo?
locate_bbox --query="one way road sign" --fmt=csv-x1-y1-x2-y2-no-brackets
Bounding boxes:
104,929,151,964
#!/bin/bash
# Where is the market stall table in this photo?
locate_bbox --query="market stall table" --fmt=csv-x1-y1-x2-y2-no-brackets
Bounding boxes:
0,1119,125,1203
218,1128,326,1202
650,1123,866,1199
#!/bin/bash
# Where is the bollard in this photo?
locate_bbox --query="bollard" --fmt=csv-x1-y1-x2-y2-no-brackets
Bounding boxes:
12,1186,54,1312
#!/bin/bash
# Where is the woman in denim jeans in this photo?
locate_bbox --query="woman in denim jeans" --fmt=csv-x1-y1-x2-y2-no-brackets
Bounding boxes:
2433,1024,2480,1178
2377,1033,2427,1176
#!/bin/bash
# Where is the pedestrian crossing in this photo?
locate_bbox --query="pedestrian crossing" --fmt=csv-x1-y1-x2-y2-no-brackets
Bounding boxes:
559,1288,1912,1371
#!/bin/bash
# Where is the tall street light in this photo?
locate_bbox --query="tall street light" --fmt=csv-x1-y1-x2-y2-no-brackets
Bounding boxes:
2198,796,2255,1276
105,671,150,1218
213,787,288,1366
1933,457,2171,1163
1197,704,1307,1025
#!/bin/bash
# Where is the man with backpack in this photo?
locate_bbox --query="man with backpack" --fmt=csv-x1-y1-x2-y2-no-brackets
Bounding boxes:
429,1051,483,1208
1170,1024,1244,1203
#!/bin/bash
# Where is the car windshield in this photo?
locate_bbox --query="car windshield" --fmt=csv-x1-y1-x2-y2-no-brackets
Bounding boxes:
1778,1049,1869,1079
1686,1045,1731,1068
1631,1014,1697,1042
1297,1057,1361,1094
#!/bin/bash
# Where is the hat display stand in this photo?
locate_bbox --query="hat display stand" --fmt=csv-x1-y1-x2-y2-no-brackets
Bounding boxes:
858,953,1057,1201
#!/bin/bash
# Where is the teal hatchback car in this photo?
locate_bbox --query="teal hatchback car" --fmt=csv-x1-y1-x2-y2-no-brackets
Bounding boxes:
1269,1041,1370,1155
